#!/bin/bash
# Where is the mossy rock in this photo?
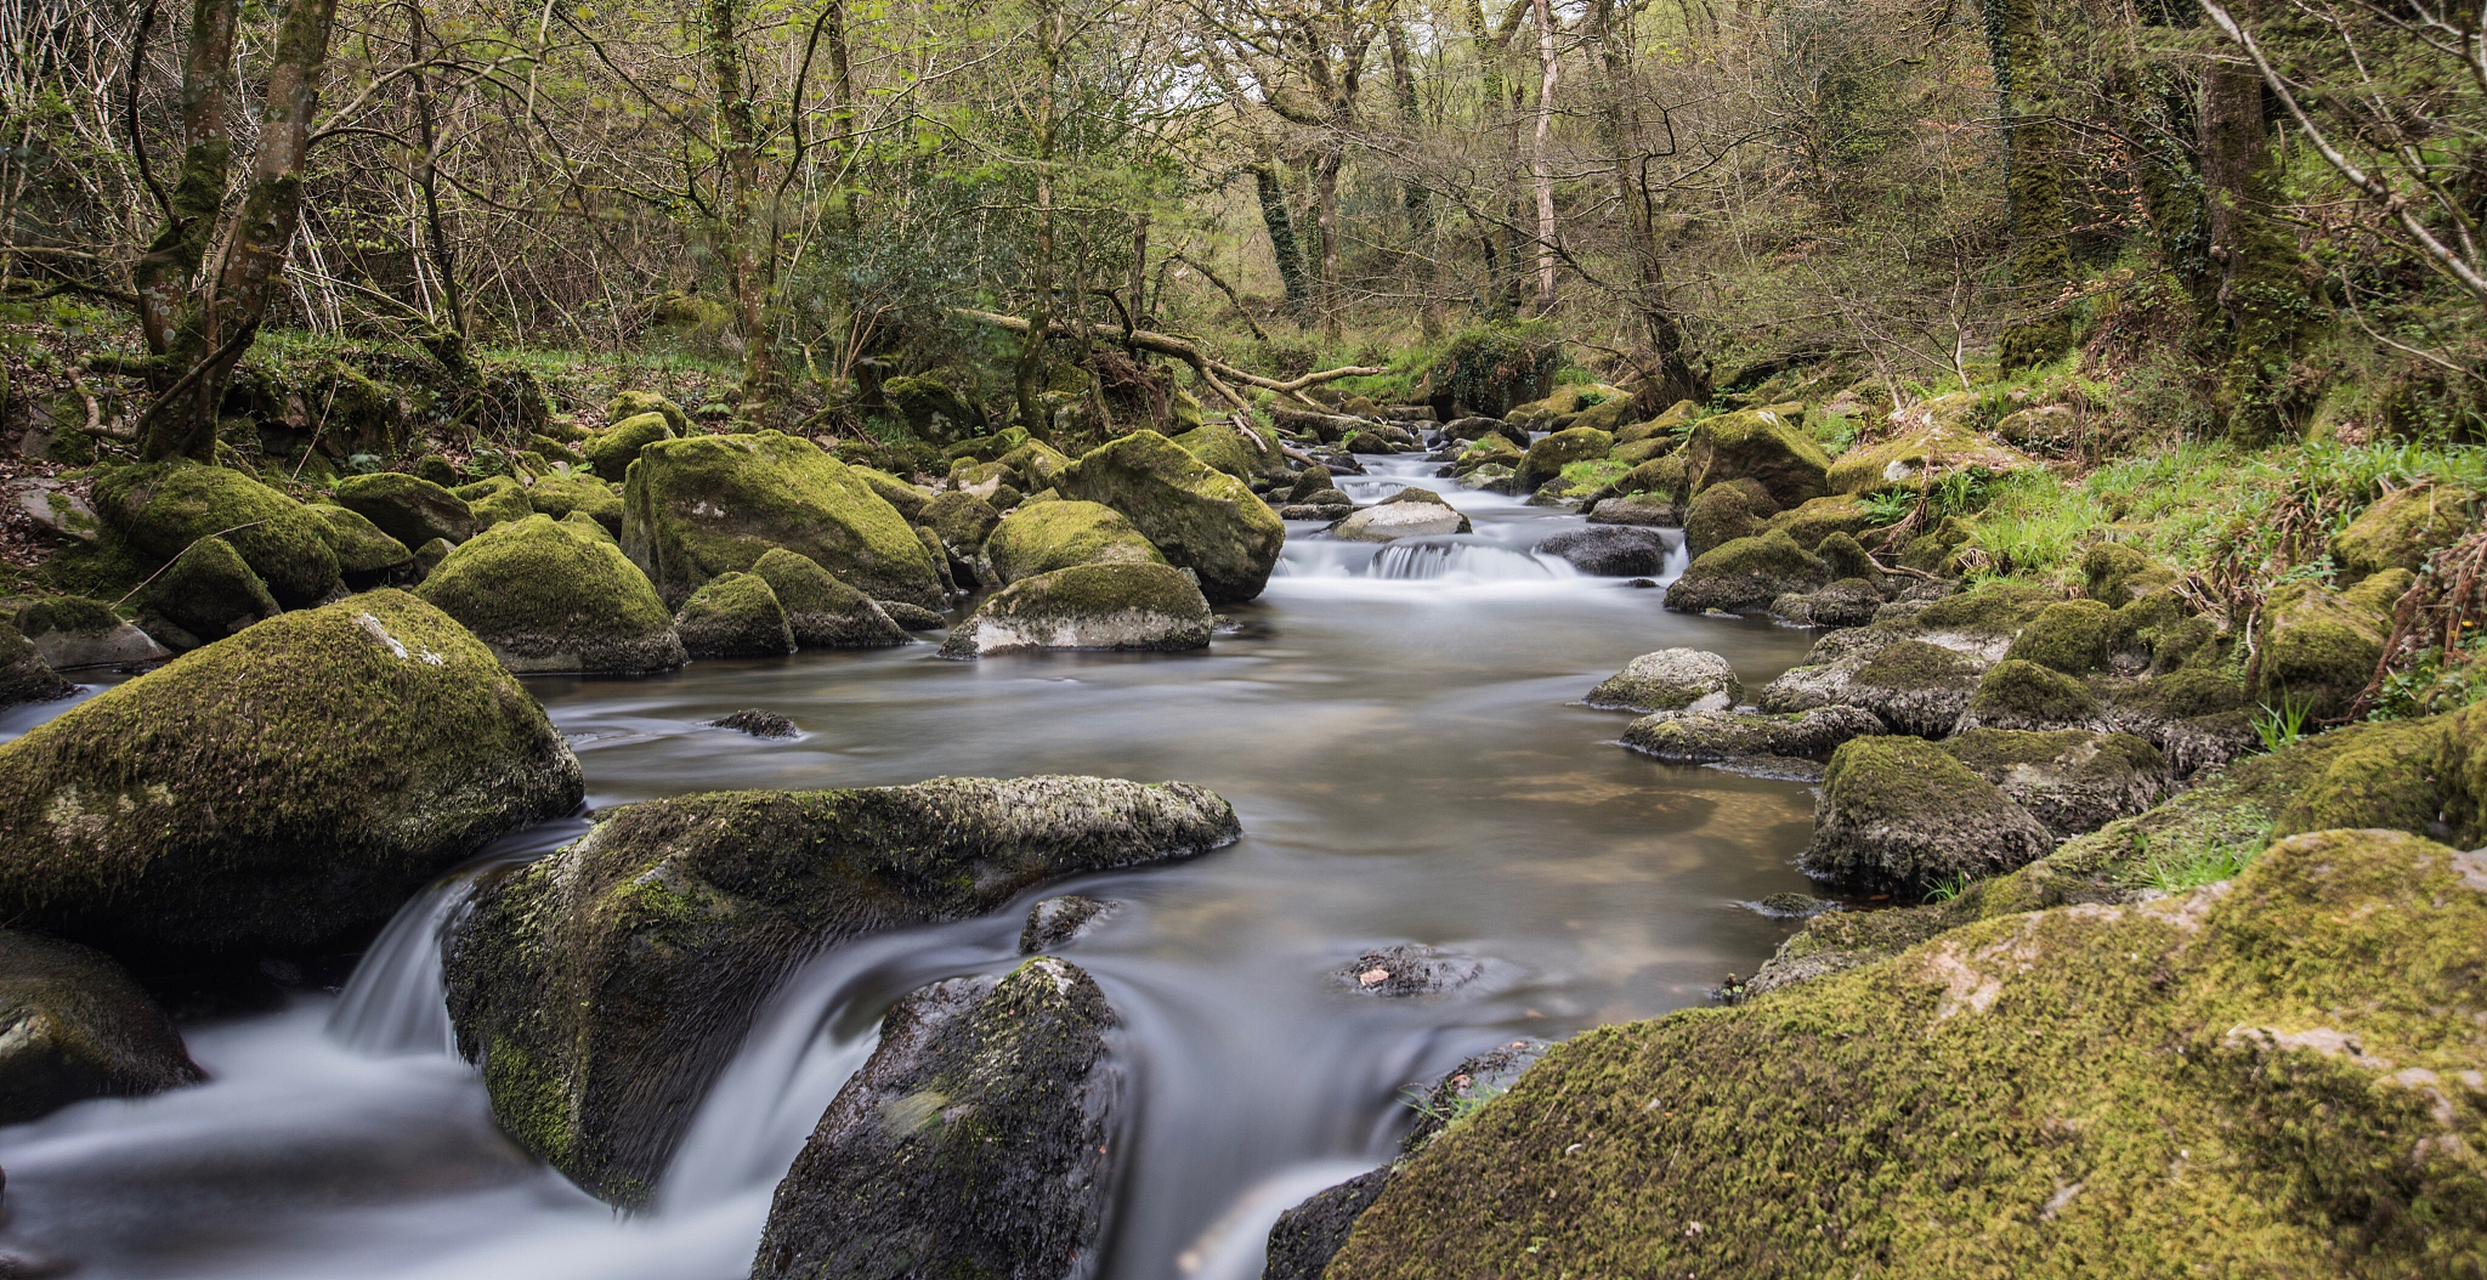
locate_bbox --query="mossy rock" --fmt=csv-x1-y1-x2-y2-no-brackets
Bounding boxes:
1679,404,1831,509
983,500,1167,586
1767,493,1876,547
134,535,279,648
1663,529,1832,614
916,524,959,596
2252,575,2401,719
1173,421,1274,481
1825,422,2035,495
332,471,480,550
416,514,685,675
1586,648,1741,714
523,472,624,535
413,536,453,579
1054,431,1284,606
996,441,1074,494
938,563,1211,658
1616,399,1698,444
455,475,532,532
920,491,1001,558
751,957,1122,1280
1568,392,1641,436
1939,728,2171,838
413,454,463,487
1812,531,1881,584
0,590,583,955
1505,383,1618,428
2080,542,2179,608
1958,657,2102,732
1329,827,2487,1279
442,775,1239,1206
1517,427,1614,490
1620,705,1886,761
0,620,74,709
1906,579,2059,652
0,928,201,1125
16,595,169,670
582,411,677,483
1843,638,1990,738
1683,482,1761,557
304,502,414,583
1802,735,2054,891
93,462,340,606
604,391,690,437
748,548,907,649
672,571,794,659
2329,484,2479,580
849,466,932,522
1423,325,1559,419
881,375,983,445
2002,598,2116,675
39,529,155,602
622,430,944,610
1452,434,1523,476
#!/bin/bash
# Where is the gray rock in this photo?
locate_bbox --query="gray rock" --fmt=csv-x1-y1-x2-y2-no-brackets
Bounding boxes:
1940,729,2173,838
7,479,98,540
710,708,797,739
1620,705,1887,761
1750,892,1838,920
1586,648,1742,713
1534,526,1678,576
753,958,1121,1280
1332,944,1482,997
0,929,201,1125
1771,578,1885,627
939,563,1212,658
1019,894,1121,953
1334,502,1470,542
15,597,170,670
0,621,74,708
1399,1038,1551,1154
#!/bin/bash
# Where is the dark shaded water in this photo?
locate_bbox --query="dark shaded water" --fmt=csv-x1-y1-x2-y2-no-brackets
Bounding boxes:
0,457,1822,1279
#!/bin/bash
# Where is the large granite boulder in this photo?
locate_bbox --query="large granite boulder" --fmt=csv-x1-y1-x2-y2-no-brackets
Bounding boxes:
939,563,1212,658
984,500,1167,585
416,514,685,674
1054,431,1285,605
94,462,340,605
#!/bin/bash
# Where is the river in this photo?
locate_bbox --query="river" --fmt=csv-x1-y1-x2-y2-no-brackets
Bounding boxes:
0,454,1824,1279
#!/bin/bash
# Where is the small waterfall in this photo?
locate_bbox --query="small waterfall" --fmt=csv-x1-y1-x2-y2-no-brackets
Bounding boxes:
326,877,472,1057
1366,536,1561,582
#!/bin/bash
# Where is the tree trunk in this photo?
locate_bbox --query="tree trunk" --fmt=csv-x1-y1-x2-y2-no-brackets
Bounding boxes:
2198,38,2324,439
1590,0,1704,403
1252,163,1314,320
1385,22,1442,340
1985,0,2073,370
709,0,774,422
1014,0,1063,434
133,0,239,371
1528,0,1559,316
1314,150,1343,341
138,0,341,462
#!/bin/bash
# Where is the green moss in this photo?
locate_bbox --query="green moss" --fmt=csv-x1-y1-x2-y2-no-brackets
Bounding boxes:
93,462,339,606
1856,637,1984,690
1683,483,1760,555
603,391,689,436
2252,579,2392,719
672,571,794,658
39,531,154,601
1681,404,1832,508
847,466,930,521
333,472,480,549
135,536,278,647
455,475,532,532
747,548,906,649
1768,493,1876,547
2003,599,2115,674
2329,485,2477,580
621,430,943,609
0,589,583,954
939,562,1213,658
1518,427,1616,490
1610,436,1674,467
1803,734,2053,890
1617,399,1698,444
18,596,125,639
2080,542,2178,607
304,503,414,578
582,411,677,483
1812,531,1880,582
1452,434,1523,475
1171,422,1260,480
881,375,983,444
1909,579,2059,640
983,499,1166,585
1054,431,1283,606
996,441,1074,494
920,491,1000,555
523,472,624,534
416,514,684,674
1824,422,2034,495
1664,529,1832,613
1962,657,2100,729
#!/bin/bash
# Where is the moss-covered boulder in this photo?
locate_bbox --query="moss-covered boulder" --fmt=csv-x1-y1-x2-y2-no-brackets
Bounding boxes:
1905,579,2062,658
1938,728,2170,838
522,471,624,535
604,390,690,437
881,374,983,445
0,591,582,955
1620,705,1886,761
1803,735,2053,890
2330,484,2478,580
2080,542,2179,608
1826,422,2034,495
133,535,279,648
848,466,931,522
1839,638,1989,737
672,571,795,659
1586,649,1741,714
1956,657,2103,732
752,958,1121,1280
939,563,1211,659
1664,530,1832,614
305,502,414,584
454,475,532,531
1172,421,1272,481
1327,827,2487,1279
442,775,1238,1206
1517,427,1615,491
1679,404,1830,509
1766,493,1877,547
416,514,684,675
622,430,944,610
748,548,907,648
921,490,1001,559
0,621,74,708
984,500,1167,585
2251,572,2404,718
1054,431,1284,605
94,462,340,606
0,929,201,1124
582,410,676,483
332,472,480,550
1683,482,1763,557
1996,598,2114,675
16,596,169,669
1453,433,1524,476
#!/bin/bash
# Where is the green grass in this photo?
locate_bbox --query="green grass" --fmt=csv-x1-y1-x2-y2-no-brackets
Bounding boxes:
2130,831,2265,893
1402,1081,1509,1131
2252,697,2314,753
1920,873,1973,904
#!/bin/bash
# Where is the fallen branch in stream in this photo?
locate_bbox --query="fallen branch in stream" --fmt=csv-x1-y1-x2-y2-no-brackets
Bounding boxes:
948,308,1383,413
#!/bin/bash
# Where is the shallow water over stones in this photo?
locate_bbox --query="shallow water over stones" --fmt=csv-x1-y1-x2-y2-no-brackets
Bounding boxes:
0,454,1825,1280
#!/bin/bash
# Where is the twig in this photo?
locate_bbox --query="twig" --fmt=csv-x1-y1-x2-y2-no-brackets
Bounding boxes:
111,519,274,607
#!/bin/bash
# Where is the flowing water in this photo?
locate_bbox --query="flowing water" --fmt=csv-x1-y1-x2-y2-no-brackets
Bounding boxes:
0,453,1827,1279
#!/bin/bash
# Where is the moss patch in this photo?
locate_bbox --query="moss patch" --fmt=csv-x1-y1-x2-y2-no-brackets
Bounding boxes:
94,462,339,606
1054,431,1283,606
417,514,683,674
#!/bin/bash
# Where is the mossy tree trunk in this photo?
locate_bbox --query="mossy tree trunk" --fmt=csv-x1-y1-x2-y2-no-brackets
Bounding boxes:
2196,22,2327,441
1384,22,1444,340
1251,162,1314,321
136,0,342,462
1013,0,1063,434
1984,0,2073,371
708,0,777,424
1589,0,1705,405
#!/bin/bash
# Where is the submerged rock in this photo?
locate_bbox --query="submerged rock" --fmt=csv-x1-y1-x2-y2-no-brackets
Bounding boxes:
672,571,796,658
753,958,1122,1280
710,708,797,739
0,591,584,955
416,514,686,675
1801,735,2053,892
748,548,908,648
1055,431,1285,605
443,775,1238,1206
1331,945,1483,997
1585,648,1741,713
1620,705,1886,762
0,929,201,1124
1534,526,1676,576
1019,895,1121,953
939,563,1212,658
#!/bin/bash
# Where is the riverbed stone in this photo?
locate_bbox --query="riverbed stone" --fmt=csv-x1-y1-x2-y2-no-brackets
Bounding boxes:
2251,572,2405,719
0,621,73,707
1680,404,1829,509
442,775,1237,1207
752,958,1122,1280
582,410,675,482
1802,735,2054,891
1332,945,1483,997
1533,526,1674,576
416,514,685,674
1335,502,1471,542
305,502,414,585
984,500,1168,586
1837,638,1988,736
747,548,908,648
1322,827,2487,1280
1517,427,1615,491
94,461,340,606
1938,728,2171,839
1663,530,1832,613
1620,705,1887,761
15,597,168,670
672,570,795,658
622,430,945,610
1019,895,1121,953
711,708,797,739
1055,431,1285,605
331,472,480,549
1771,578,1885,627
132,535,279,648
1583,491,1678,526
939,563,1212,658
0,590,584,956
1586,649,1741,713
0,929,201,1125
1955,657,2103,732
